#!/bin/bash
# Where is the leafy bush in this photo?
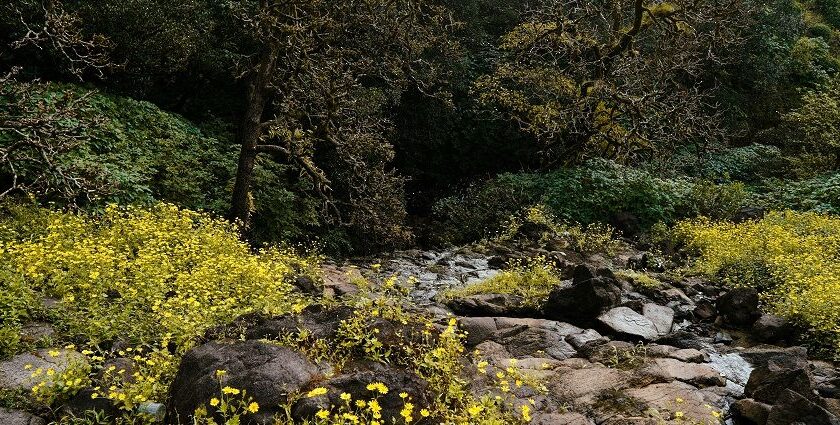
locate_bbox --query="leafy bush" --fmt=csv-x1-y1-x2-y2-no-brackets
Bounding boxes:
0,203,317,410
816,0,840,28
434,160,747,243
441,257,561,308
674,211,840,357
751,172,840,214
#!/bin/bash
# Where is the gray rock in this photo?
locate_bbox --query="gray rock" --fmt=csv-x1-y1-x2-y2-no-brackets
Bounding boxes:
639,358,725,387
494,325,577,360
642,303,674,336
717,288,761,326
753,314,794,342
566,329,608,349
745,353,815,405
766,389,840,425
545,265,622,324
0,349,87,392
732,398,772,425
597,307,659,340
167,341,319,424
0,409,46,425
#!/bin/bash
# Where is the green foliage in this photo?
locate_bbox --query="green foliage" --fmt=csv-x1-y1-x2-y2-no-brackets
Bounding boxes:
816,0,840,28
434,160,747,244
751,172,840,214
441,257,561,308
782,75,840,158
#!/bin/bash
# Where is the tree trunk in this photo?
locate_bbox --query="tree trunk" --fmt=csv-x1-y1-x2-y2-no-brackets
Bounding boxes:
229,47,278,228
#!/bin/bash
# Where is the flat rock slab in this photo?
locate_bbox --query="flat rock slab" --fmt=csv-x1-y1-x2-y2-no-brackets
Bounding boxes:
532,412,595,425
639,358,725,387
626,381,723,423
549,365,631,405
598,307,659,340
0,408,46,425
0,349,87,391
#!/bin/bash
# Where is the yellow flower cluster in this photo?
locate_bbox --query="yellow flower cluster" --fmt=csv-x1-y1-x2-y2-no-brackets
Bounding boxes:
675,211,840,355
0,203,316,349
0,203,317,417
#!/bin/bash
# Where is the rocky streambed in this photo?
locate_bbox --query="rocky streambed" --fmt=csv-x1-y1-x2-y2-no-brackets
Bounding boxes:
2,241,839,425
316,243,840,425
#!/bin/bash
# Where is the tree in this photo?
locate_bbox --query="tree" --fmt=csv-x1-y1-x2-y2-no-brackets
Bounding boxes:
475,0,749,167
782,75,840,164
225,0,453,248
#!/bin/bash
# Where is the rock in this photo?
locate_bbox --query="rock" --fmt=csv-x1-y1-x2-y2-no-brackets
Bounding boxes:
638,358,725,387
487,256,507,269
693,300,716,321
669,349,707,363
740,345,808,368
457,317,498,346
240,305,356,341
0,408,46,425
745,353,814,405
766,389,840,425
714,331,733,344
494,325,578,360
0,349,88,392
753,314,794,342
19,323,56,344
292,276,321,295
474,341,511,362
445,294,532,317
707,352,754,396
545,265,622,324
167,341,319,424
567,329,608,349
549,364,631,405
293,362,431,424
532,412,595,425
642,304,674,336
717,288,761,326
63,388,121,420
625,381,723,423
321,265,361,299
597,307,659,341
731,398,772,425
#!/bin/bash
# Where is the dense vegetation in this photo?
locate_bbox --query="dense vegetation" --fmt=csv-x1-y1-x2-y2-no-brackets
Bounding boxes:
3,0,840,422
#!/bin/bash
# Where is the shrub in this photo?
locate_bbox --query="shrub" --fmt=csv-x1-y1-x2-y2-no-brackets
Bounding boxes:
433,160,747,244
751,172,840,214
0,203,317,409
674,211,840,357
440,257,561,308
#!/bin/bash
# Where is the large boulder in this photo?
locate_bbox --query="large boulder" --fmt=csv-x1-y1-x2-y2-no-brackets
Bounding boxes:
766,389,840,425
545,265,622,324
731,398,772,425
717,288,761,327
744,353,814,405
167,341,319,424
